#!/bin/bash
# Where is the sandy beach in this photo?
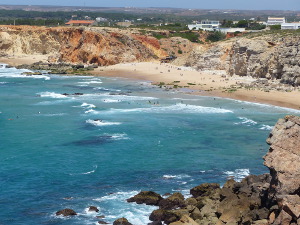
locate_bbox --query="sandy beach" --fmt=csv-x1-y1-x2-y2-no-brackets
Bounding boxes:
91,61,300,110
1,55,300,110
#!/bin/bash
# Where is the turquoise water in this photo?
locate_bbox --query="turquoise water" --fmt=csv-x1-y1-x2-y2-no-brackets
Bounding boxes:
1,64,299,225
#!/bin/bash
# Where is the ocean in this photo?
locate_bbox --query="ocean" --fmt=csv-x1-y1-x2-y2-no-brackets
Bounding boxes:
0,64,299,225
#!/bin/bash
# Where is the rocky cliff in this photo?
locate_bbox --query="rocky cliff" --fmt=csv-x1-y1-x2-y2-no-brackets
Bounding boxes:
179,33,300,86
0,26,168,65
124,115,300,225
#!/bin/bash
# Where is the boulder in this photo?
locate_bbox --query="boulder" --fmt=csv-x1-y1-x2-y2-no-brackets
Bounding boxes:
56,208,77,216
190,183,220,198
149,209,189,224
169,215,199,225
88,206,99,212
127,191,163,206
159,192,186,210
113,217,133,225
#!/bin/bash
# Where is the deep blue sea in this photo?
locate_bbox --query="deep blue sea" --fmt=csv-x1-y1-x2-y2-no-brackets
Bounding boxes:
1,64,299,225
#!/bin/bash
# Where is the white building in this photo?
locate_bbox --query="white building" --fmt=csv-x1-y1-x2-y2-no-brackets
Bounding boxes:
188,20,221,31
267,17,286,26
96,17,108,22
281,22,300,30
217,28,246,33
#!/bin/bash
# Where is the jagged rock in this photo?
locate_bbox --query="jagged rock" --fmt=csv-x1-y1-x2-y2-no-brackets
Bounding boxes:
159,192,186,210
273,209,292,225
149,209,189,224
127,191,163,206
185,197,197,206
148,221,163,225
113,217,133,225
190,183,220,198
252,219,269,225
88,206,99,212
55,208,77,216
265,115,300,196
169,215,199,225
98,221,109,224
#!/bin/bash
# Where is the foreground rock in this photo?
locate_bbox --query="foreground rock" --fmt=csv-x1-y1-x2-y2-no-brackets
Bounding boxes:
127,115,300,225
55,208,77,216
113,217,133,225
127,191,163,206
264,115,300,224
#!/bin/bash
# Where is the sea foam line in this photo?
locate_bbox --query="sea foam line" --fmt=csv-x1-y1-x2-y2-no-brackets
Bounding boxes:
86,119,122,126
105,103,233,114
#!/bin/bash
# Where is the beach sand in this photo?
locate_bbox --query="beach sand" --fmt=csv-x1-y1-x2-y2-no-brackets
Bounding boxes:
1,55,300,110
91,61,300,110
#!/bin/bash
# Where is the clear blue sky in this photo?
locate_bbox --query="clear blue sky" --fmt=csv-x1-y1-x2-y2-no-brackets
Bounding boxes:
1,0,300,10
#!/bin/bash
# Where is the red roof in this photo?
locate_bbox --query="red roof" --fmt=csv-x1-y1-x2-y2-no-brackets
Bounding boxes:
65,20,95,25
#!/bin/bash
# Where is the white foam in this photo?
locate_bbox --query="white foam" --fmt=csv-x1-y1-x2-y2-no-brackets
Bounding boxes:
232,99,300,114
86,119,122,126
102,99,120,103
224,169,250,182
259,125,274,130
234,117,257,126
38,113,67,116
163,174,191,179
107,103,232,114
106,133,129,140
81,103,96,108
78,81,103,84
93,191,157,225
38,92,69,99
69,165,98,176
84,109,96,114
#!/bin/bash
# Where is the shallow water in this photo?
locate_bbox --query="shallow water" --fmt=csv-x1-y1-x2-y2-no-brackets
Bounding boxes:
0,64,299,225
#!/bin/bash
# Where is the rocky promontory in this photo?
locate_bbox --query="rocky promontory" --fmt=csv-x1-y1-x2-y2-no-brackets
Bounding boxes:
126,115,300,225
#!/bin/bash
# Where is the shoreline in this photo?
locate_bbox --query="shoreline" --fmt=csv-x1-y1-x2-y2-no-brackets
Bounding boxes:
90,61,300,111
1,56,300,110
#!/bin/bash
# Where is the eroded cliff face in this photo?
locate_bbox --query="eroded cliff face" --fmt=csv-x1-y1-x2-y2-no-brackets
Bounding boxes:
180,34,300,86
0,26,167,65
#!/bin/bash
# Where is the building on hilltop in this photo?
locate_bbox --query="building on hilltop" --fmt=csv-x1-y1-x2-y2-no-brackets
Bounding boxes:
281,22,300,30
65,20,97,26
267,17,286,26
188,20,221,31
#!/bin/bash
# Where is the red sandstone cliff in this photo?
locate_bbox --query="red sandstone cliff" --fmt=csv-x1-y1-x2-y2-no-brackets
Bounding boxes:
0,26,168,65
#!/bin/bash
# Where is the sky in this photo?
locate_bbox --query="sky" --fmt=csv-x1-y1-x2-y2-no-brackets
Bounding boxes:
1,0,300,11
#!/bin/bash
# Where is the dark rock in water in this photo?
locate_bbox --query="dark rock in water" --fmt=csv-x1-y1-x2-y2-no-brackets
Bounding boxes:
74,92,83,95
88,206,99,212
62,93,69,96
147,221,163,225
158,192,186,210
190,183,220,198
98,221,109,224
127,191,163,206
113,217,133,225
56,208,77,216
